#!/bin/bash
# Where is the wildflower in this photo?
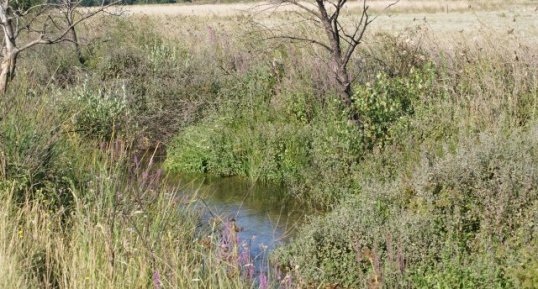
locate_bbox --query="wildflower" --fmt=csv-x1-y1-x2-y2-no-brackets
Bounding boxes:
152,270,161,289
259,273,268,289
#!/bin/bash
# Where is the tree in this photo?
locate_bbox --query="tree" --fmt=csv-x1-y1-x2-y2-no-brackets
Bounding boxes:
272,0,398,123
63,0,86,64
0,0,118,94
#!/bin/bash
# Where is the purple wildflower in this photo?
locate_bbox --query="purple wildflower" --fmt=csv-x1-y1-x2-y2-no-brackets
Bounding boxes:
152,270,161,289
259,273,268,289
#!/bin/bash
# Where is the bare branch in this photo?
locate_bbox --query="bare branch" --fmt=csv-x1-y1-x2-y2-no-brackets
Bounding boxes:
0,0,120,93
341,0,372,68
267,35,332,52
282,0,321,19
385,0,401,11
17,0,120,53
329,0,347,22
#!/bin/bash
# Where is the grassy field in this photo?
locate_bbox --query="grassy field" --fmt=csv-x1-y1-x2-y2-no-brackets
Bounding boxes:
1,0,537,288
122,0,536,15
122,1,538,49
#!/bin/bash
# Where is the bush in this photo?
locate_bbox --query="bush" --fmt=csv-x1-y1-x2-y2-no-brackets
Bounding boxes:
353,65,435,150
165,62,438,205
275,125,538,288
67,84,129,140
0,92,94,209
164,66,312,182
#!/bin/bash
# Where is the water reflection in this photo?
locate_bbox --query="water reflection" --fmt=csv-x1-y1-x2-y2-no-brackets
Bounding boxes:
169,174,307,267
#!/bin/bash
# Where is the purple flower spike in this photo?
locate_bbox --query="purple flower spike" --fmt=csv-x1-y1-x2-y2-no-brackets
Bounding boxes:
259,273,268,289
134,155,140,168
153,270,162,289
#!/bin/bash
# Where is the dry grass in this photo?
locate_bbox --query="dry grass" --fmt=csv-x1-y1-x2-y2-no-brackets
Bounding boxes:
122,0,535,16
119,0,538,47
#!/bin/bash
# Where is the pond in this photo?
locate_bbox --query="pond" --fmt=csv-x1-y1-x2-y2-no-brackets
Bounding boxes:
168,174,309,272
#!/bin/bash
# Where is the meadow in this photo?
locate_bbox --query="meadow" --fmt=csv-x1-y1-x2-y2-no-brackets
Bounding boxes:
0,0,537,288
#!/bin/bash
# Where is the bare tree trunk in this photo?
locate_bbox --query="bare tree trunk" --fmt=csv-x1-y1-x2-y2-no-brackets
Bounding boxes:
69,26,85,65
335,64,361,124
0,59,10,94
0,3,18,94
0,52,17,94
314,0,358,122
333,60,353,104
66,2,85,65
315,0,347,95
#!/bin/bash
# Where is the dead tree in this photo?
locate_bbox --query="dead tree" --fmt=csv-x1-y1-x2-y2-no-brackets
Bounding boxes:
0,0,118,94
63,0,85,64
272,0,380,123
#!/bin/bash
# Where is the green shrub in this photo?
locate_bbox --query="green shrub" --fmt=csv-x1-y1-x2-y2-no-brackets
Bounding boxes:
164,65,362,204
353,66,435,150
165,64,437,205
276,125,538,288
0,92,93,209
67,84,129,140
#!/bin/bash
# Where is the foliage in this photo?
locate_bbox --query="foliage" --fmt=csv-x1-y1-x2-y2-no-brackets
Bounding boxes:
0,91,91,209
276,126,538,288
165,67,312,182
165,62,437,204
67,84,129,140
1,13,537,289
353,66,435,150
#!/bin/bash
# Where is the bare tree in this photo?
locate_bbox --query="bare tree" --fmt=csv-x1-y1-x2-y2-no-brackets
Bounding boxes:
63,0,85,64
270,0,397,122
0,0,118,94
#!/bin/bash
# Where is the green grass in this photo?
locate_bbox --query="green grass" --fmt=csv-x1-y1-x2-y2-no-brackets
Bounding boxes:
0,86,252,288
0,9,537,289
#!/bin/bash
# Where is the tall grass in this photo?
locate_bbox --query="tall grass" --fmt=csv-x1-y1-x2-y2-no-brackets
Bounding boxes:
0,7,536,289
0,169,250,288
0,80,251,289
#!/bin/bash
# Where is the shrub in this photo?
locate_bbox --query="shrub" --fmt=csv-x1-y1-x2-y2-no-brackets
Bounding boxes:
164,66,278,178
165,62,436,205
275,125,538,288
0,92,92,209
353,65,435,150
67,84,129,140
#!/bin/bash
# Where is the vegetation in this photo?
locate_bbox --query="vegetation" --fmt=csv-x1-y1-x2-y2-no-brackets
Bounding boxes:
1,2,537,288
0,0,115,93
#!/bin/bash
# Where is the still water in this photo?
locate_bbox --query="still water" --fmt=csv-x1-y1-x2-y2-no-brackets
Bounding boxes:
169,175,309,267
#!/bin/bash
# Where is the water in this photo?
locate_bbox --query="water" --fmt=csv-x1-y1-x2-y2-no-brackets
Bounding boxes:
168,174,308,271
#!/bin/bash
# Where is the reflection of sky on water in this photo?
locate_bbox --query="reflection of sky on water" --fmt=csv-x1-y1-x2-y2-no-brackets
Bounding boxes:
205,202,280,268
170,175,308,272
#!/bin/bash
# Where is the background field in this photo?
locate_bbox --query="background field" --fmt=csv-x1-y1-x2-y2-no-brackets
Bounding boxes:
121,0,538,47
